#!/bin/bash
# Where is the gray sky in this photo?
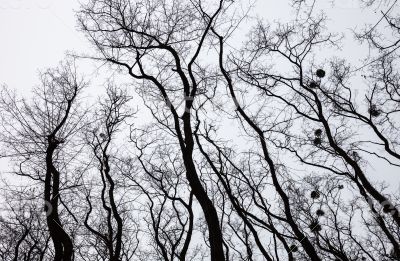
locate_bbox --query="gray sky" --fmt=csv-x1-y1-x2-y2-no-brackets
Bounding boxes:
0,0,398,190
0,1,89,90
0,0,373,90
0,0,379,90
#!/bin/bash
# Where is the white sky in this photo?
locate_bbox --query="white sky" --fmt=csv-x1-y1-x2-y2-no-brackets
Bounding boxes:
0,0,378,90
0,0,399,190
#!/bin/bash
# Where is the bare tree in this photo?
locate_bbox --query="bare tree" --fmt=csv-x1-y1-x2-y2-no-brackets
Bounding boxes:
83,85,138,261
230,11,400,259
78,1,237,259
1,0,400,260
0,59,87,261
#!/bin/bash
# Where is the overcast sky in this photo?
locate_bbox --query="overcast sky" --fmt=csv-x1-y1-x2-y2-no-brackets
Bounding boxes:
0,0,378,92
1,0,398,190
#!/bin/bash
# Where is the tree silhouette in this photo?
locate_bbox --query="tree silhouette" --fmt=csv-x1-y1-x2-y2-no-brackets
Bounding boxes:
1,0,400,260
